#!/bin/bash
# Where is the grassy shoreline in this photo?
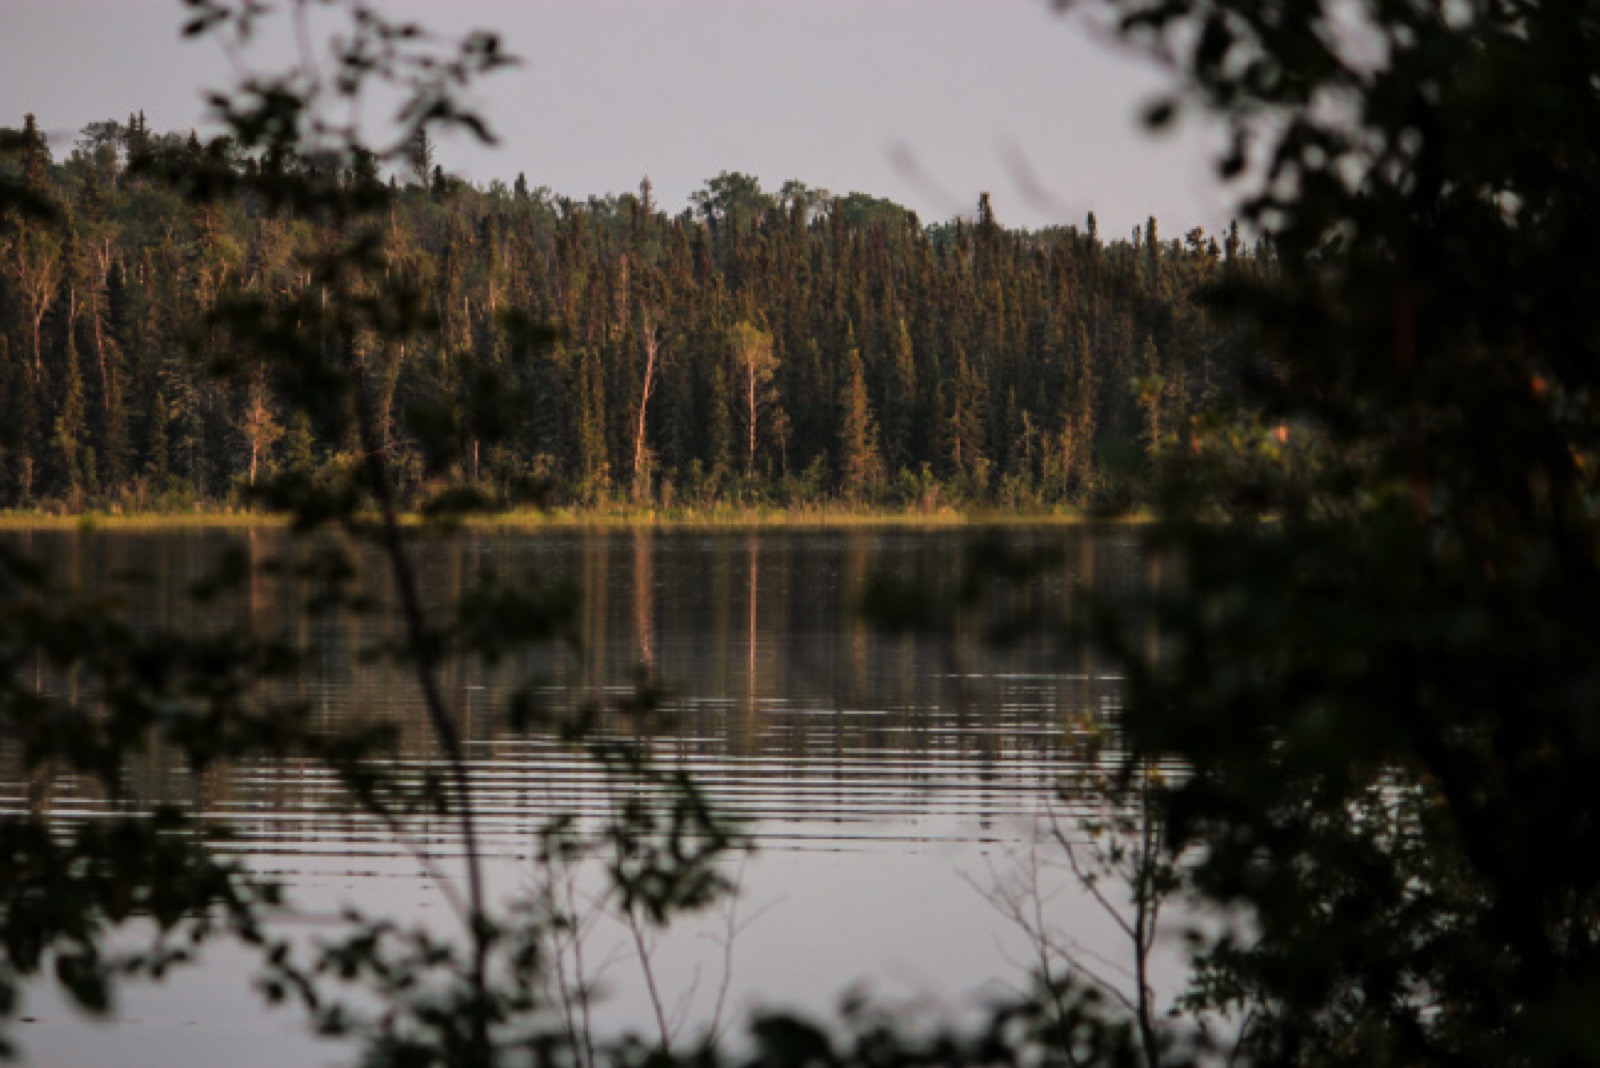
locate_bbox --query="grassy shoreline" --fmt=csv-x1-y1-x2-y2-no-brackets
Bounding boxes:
0,504,1149,532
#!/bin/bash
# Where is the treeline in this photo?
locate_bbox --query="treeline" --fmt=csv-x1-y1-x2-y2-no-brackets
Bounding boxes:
0,113,1262,512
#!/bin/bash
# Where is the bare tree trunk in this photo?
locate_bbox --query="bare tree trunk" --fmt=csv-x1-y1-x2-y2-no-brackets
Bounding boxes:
29,304,47,379
615,252,630,340
16,240,60,381
746,370,757,474
93,244,113,399
632,313,661,494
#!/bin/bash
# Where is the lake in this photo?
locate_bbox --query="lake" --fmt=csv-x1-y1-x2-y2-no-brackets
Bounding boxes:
0,524,1160,1067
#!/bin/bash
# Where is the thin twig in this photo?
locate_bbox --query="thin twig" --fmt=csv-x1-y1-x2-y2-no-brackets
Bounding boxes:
626,903,674,1052
349,321,491,1055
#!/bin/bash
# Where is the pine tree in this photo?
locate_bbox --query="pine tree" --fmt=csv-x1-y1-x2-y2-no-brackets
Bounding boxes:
1068,320,1097,495
19,114,51,192
575,346,609,500
409,128,435,187
101,367,132,491
146,389,171,492
1145,215,1160,291
950,348,988,487
836,334,882,499
1138,334,1164,458
703,359,733,489
881,318,917,474
53,331,89,500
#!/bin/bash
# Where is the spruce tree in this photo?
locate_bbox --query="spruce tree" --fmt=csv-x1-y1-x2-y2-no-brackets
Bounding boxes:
53,331,88,500
836,333,882,499
1138,335,1163,458
950,348,988,489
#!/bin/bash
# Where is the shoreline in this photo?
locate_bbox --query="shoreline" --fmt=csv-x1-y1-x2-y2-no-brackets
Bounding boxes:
0,505,1150,532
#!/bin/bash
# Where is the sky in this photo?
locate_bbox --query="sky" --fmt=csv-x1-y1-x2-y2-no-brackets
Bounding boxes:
2,0,1232,236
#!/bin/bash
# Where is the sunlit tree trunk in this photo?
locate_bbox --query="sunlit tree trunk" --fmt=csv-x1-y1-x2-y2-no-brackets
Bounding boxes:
632,311,662,496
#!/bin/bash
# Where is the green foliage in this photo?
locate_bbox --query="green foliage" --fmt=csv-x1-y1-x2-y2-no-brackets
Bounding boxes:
1042,0,1600,1063
1,115,1241,513
836,332,883,500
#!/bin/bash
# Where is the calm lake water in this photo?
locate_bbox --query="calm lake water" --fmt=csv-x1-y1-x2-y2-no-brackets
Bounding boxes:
0,525,1157,1067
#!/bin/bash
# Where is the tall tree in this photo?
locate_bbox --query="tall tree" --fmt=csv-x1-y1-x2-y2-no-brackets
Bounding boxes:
835,329,882,498
1137,335,1163,458
949,347,988,487
238,362,282,487
630,308,664,497
729,320,777,477
52,329,89,500
1067,319,1097,494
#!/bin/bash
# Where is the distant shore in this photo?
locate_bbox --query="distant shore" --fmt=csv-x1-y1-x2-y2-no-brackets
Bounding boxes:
0,505,1148,532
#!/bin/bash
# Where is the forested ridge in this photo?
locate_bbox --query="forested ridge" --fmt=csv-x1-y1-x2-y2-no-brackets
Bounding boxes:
0,113,1259,512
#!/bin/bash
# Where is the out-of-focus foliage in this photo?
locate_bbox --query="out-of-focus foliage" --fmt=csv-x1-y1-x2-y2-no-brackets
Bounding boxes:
862,1,1600,1063
0,4,743,1066
1058,0,1600,1063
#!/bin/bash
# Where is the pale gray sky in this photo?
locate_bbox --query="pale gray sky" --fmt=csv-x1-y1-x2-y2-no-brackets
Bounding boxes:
2,0,1231,235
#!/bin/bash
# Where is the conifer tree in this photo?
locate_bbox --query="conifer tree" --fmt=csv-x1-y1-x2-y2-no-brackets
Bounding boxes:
1069,320,1097,495
1144,215,1159,282
146,388,171,492
950,347,989,488
703,359,733,490
881,318,917,474
575,346,609,499
100,365,132,491
836,332,882,499
53,331,88,500
1138,335,1163,458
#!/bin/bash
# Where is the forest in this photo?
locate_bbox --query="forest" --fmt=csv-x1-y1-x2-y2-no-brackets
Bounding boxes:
0,112,1257,513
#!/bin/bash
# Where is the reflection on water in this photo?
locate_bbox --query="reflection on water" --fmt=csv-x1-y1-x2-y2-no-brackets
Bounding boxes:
0,525,1148,1067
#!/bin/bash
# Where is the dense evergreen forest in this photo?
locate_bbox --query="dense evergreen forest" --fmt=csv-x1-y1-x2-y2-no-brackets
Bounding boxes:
0,113,1260,512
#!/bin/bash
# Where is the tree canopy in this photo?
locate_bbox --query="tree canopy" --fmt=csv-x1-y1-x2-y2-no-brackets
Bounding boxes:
0,116,1250,513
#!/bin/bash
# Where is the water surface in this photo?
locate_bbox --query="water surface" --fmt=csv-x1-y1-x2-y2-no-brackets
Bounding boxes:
1,525,1151,1067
